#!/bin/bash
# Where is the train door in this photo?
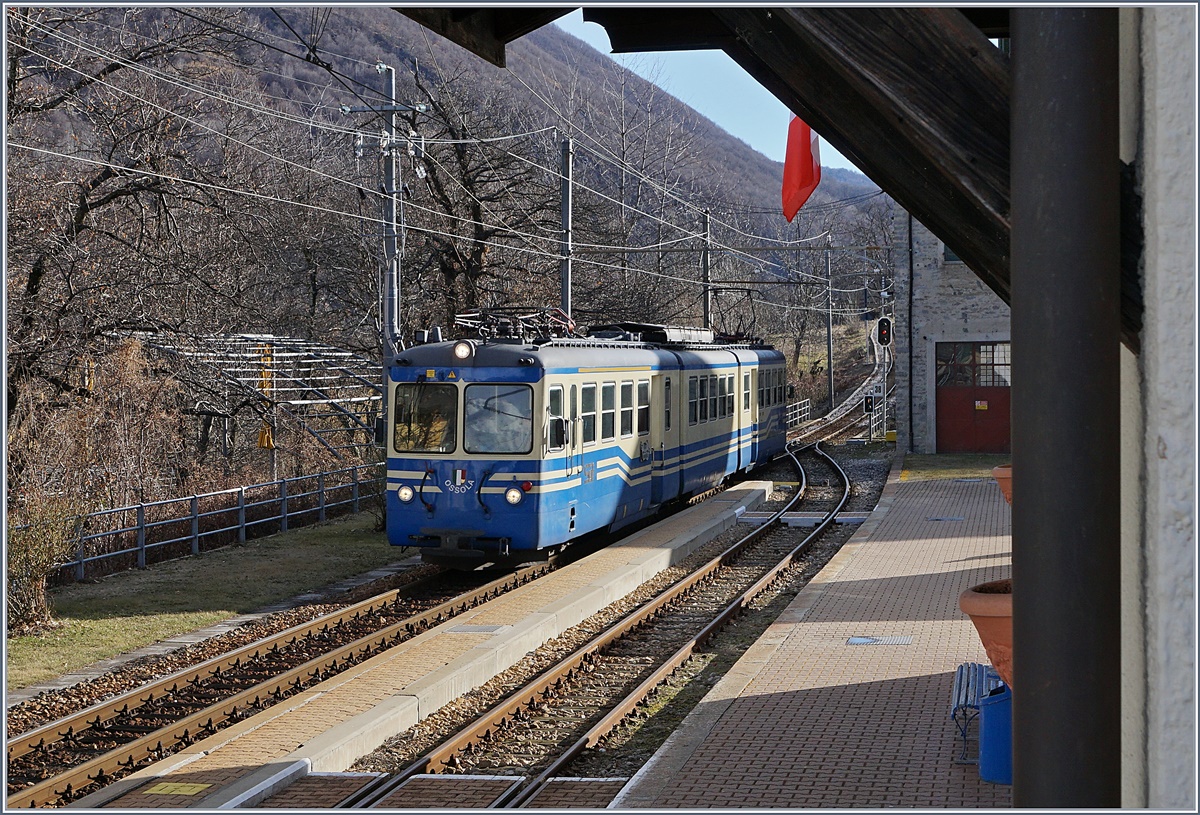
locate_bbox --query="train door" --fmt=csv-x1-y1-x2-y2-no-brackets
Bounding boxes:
740,364,754,470
650,372,681,505
568,384,580,474
746,365,759,466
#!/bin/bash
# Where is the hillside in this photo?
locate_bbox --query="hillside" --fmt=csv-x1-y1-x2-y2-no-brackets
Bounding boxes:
244,7,879,215
6,6,892,529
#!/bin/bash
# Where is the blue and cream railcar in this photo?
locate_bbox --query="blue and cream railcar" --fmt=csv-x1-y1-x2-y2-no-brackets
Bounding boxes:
385,324,786,565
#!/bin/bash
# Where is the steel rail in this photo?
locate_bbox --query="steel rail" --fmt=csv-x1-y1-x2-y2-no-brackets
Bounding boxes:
352,444,845,809
503,443,850,808
6,565,548,809
7,572,440,762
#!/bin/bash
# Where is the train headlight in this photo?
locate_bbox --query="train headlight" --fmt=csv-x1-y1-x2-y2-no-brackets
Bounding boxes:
504,486,524,505
452,340,474,360
397,485,415,504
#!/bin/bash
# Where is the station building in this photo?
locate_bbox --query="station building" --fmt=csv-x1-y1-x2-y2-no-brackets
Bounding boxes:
893,216,1013,455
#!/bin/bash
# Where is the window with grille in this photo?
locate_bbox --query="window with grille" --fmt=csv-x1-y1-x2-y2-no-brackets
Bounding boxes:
936,342,1012,387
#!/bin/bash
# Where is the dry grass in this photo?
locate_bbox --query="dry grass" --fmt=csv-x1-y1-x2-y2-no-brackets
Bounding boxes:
901,453,1011,482
6,513,406,690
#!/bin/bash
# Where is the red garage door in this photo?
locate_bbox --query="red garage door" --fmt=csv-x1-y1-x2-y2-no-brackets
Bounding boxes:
935,341,1011,453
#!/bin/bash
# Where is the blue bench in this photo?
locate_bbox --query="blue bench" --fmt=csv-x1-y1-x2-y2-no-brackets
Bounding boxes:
950,662,1004,763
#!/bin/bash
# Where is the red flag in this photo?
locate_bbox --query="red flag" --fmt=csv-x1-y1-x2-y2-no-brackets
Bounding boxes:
781,114,821,221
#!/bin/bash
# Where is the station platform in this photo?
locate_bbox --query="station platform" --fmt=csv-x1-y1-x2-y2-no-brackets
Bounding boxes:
69,483,772,810
63,458,1015,809
614,461,1013,808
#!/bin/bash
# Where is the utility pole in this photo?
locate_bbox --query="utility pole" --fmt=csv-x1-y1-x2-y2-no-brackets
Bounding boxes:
702,209,712,330
560,138,573,318
341,63,426,445
825,237,835,410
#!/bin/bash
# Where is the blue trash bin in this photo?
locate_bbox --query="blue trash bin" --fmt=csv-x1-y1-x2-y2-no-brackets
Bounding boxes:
978,684,1013,784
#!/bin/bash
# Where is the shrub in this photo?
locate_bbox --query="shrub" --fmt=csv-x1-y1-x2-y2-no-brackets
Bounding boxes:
7,496,85,633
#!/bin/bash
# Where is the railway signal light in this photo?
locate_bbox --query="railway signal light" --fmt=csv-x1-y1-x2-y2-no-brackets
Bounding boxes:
877,317,892,347
864,395,875,413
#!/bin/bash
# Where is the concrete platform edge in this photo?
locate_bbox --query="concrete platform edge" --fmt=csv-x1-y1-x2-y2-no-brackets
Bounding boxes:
205,759,310,809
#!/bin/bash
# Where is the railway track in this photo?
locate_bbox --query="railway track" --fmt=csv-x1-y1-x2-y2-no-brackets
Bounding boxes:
340,442,850,808
5,566,551,808
3,466,790,809
8,438,877,809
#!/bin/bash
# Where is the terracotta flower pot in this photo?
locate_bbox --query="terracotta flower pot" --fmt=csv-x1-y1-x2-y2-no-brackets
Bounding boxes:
992,464,1013,505
959,578,1013,688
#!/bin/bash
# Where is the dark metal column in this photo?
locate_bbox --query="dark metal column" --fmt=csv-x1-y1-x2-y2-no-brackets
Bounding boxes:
1010,9,1122,807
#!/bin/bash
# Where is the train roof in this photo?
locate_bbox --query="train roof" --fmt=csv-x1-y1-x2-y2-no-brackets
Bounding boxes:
393,332,782,376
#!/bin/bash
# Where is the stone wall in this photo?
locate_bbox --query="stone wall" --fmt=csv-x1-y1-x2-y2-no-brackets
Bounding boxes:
892,216,1012,454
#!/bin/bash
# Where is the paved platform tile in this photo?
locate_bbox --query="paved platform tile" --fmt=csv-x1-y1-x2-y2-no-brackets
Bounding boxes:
374,775,520,808
256,773,379,808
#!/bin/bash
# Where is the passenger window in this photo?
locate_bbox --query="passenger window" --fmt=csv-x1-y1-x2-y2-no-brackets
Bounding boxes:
699,376,709,422
582,384,597,445
688,376,698,425
708,374,718,420
620,382,634,437
743,373,751,411
637,380,650,435
727,374,735,416
601,382,616,441
718,375,727,419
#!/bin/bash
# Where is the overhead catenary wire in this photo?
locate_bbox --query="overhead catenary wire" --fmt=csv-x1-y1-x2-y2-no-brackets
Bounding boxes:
20,11,869,279
505,65,863,248
14,16,560,147
11,10,891,321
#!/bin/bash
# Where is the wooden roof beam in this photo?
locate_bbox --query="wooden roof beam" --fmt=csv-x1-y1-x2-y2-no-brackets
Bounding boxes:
396,8,571,67
712,7,1011,304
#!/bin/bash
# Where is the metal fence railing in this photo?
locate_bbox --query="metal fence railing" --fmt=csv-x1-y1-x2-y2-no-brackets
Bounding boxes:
868,399,888,440
24,463,386,582
786,399,812,428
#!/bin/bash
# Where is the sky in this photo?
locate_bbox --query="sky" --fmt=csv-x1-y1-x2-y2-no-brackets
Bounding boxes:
553,10,860,173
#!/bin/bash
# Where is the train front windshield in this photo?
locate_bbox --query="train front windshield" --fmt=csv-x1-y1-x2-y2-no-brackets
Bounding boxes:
464,384,533,455
393,383,457,453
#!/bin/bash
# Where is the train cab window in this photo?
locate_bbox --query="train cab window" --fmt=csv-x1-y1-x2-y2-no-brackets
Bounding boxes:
601,383,616,441
548,385,566,451
463,384,533,455
620,382,634,437
698,377,709,422
688,377,698,425
637,380,650,435
776,371,785,404
393,383,458,454
708,375,718,420
582,384,597,445
743,373,751,411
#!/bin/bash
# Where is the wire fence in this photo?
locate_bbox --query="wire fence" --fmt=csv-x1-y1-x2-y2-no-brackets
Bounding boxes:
28,463,385,583
20,394,835,585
